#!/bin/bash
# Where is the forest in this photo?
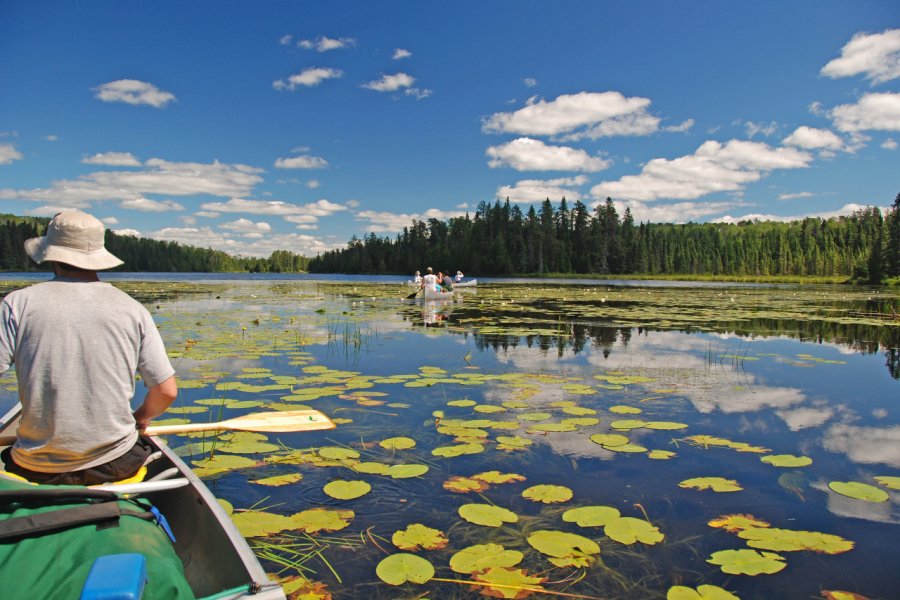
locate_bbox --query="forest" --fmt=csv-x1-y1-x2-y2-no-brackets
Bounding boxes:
308,194,900,283
0,214,309,273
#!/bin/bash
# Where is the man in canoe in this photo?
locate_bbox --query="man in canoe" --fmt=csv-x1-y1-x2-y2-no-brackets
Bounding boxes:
0,209,178,485
440,270,454,292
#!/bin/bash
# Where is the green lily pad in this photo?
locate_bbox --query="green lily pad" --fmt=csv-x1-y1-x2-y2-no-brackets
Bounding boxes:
323,480,371,500
318,447,360,461
761,454,813,468
874,475,900,490
679,477,743,492
610,405,642,414
375,553,435,585
648,450,676,459
706,548,786,575
828,481,889,502
379,437,416,450
522,484,573,504
385,464,429,479
447,399,477,407
392,523,449,551
473,471,526,484
432,443,485,457
458,503,519,527
604,516,664,545
450,543,523,574
610,419,647,430
667,584,739,600
527,529,600,567
589,433,630,447
352,461,391,475
472,567,547,598
231,510,298,537
644,421,688,430
562,505,621,527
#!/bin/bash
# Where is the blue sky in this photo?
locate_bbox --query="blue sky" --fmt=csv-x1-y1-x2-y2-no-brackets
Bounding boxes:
1,1,898,258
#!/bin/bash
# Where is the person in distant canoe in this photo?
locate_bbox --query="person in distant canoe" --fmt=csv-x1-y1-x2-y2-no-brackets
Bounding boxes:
440,271,454,292
421,266,439,292
413,270,422,285
455,270,464,283
0,210,178,485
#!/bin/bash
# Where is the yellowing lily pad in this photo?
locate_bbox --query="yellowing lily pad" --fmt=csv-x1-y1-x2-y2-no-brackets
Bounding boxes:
375,553,434,585
738,527,854,554
318,447,360,461
522,484,573,504
473,471,526,484
447,399,477,407
379,437,416,450
432,443,485,457
323,480,371,500
291,508,354,533
648,450,676,460
708,514,771,532
761,454,813,468
610,405,642,414
458,503,519,527
644,421,689,430
392,523,449,551
231,510,298,537
679,477,743,493
667,584,739,600
589,433,630,447
828,481,889,503
443,476,489,493
707,548,786,575
251,473,303,487
562,505,621,527
352,461,391,475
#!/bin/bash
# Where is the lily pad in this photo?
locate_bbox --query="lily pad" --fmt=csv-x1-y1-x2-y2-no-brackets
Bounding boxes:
522,484,573,504
392,523,449,551
473,471,526,484
679,477,743,493
323,480,371,500
874,475,900,490
251,473,303,487
562,505,621,527
379,437,416,450
458,503,519,527
667,584,739,600
432,443,485,457
527,529,600,567
828,481,889,503
385,464,429,479
443,476,489,493
605,516,664,545
761,454,813,468
708,514,771,532
472,567,547,599
291,508,354,533
450,543,523,574
707,548,787,575
318,447,360,461
737,527,854,554
589,433,630,447
375,553,435,585
231,510,298,537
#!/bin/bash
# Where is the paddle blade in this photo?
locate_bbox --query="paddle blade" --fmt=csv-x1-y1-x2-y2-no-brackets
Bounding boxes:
406,289,420,299
147,409,336,436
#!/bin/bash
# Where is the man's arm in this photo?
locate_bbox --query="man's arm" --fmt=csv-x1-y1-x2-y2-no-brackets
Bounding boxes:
132,375,178,430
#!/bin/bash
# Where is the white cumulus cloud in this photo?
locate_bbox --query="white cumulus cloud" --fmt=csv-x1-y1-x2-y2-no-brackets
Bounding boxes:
482,91,655,137
363,73,416,92
275,155,329,169
782,126,844,150
591,139,812,202
0,143,23,165
93,79,176,108
393,48,412,59
120,198,185,212
487,138,610,172
298,36,355,52
273,67,344,91
821,28,900,84
82,152,141,166
220,218,272,234
829,92,900,132
356,208,467,234
496,176,588,203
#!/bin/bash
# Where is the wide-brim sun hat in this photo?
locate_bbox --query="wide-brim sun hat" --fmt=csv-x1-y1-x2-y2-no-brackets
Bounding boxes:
24,209,124,270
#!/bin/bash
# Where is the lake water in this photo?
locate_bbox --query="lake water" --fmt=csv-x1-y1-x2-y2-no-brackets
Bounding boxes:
1,275,898,599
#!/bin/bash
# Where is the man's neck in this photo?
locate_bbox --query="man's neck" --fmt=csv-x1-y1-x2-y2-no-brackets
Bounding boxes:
52,263,100,282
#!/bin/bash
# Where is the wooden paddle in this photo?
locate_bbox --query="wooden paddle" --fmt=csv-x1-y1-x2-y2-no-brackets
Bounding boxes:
0,409,335,446
406,287,421,299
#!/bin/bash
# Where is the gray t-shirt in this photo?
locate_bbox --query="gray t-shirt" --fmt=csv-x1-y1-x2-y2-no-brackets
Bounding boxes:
0,277,175,472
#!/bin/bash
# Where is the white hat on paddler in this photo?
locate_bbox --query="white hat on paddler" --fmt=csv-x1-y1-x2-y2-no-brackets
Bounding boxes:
24,209,124,270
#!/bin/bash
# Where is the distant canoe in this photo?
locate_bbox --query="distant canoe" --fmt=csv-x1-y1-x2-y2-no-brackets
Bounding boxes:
407,278,476,288
422,285,454,301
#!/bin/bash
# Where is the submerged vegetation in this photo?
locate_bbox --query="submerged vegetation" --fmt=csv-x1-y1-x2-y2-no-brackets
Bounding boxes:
1,279,898,599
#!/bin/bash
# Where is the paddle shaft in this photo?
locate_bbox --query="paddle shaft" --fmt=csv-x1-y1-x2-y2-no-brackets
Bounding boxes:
0,409,335,446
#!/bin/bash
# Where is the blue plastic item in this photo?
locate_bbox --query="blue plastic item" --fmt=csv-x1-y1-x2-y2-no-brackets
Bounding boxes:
79,553,147,600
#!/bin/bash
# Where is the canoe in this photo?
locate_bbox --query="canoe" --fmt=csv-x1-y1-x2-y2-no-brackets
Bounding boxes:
453,278,477,288
422,285,454,301
0,403,286,600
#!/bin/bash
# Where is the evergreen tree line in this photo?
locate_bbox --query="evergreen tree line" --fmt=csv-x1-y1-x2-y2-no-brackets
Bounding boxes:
0,214,310,273
309,194,900,283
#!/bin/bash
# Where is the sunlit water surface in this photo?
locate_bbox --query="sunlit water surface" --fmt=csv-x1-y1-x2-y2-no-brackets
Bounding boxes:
1,277,897,599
